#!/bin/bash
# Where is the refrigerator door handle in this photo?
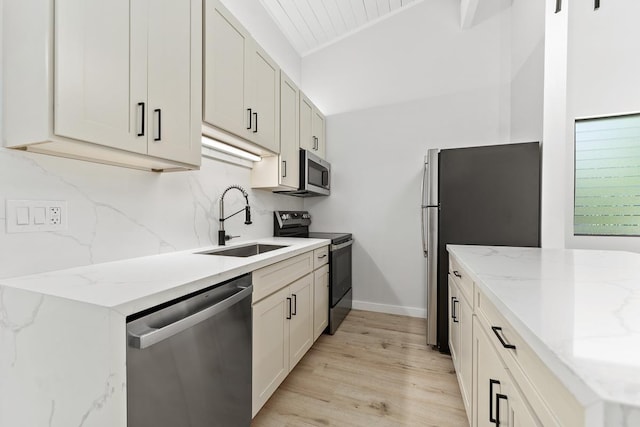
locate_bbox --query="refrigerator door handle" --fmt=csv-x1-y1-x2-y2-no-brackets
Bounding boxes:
421,161,429,257
426,206,439,347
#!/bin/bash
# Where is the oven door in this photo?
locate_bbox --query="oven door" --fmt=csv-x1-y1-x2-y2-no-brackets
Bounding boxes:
330,239,353,306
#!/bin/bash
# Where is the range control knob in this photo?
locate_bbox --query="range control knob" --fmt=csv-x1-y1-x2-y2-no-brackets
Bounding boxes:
302,213,311,219
281,213,290,220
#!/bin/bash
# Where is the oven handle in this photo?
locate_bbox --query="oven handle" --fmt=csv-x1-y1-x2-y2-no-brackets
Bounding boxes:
128,285,253,350
331,240,353,251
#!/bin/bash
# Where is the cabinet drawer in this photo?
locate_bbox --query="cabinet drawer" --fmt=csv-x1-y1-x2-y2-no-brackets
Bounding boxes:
313,246,329,269
449,254,473,305
253,251,313,303
475,290,583,427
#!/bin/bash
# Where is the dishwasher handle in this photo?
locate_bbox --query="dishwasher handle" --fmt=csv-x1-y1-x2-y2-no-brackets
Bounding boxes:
128,284,253,350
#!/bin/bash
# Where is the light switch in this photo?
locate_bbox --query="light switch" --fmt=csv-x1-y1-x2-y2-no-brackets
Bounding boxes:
16,207,30,225
33,207,46,225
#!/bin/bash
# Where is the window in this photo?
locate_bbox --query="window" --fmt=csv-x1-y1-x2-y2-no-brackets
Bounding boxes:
574,113,640,236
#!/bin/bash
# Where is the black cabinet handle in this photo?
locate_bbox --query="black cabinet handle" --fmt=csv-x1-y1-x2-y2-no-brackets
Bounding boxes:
282,160,287,177
286,297,292,320
292,294,297,316
154,109,161,141
450,297,458,322
247,108,252,130
453,270,462,278
253,112,258,133
555,0,561,13
137,102,145,136
489,379,500,424
491,326,516,350
496,393,508,426
594,0,600,10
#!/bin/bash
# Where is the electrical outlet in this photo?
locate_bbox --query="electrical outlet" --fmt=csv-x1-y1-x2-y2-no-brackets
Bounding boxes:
6,200,67,233
49,207,62,225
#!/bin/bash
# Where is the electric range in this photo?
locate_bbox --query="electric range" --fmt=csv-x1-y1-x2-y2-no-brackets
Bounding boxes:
274,211,353,334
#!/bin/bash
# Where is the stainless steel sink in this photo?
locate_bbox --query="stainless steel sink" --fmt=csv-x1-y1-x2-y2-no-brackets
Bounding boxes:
197,244,289,258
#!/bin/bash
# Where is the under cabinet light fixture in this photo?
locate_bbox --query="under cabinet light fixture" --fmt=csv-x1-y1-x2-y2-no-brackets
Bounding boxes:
201,136,261,162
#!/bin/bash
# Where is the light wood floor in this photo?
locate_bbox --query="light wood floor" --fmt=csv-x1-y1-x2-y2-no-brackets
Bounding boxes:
251,310,467,427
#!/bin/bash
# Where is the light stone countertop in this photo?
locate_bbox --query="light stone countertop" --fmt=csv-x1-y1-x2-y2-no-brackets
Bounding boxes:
447,244,640,426
0,237,330,316
0,237,329,427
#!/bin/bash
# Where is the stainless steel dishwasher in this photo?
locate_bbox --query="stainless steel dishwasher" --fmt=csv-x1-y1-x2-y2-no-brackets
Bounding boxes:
126,273,252,427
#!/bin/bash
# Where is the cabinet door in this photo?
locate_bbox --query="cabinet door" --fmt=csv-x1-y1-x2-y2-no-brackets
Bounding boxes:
288,273,314,370
312,108,326,158
474,317,508,427
474,317,542,427
203,0,249,138
147,0,197,164
448,278,460,370
252,286,290,417
279,72,300,188
459,292,473,423
299,94,314,152
246,42,280,153
313,265,329,341
54,0,145,154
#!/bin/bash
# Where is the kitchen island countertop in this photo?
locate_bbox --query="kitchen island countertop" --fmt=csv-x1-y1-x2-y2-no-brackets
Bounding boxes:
447,244,640,426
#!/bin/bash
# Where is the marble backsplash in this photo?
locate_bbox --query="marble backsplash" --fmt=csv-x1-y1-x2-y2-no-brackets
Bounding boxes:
0,148,303,280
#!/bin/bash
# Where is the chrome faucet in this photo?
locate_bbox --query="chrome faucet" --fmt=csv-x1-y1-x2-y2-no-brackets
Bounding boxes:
218,185,252,246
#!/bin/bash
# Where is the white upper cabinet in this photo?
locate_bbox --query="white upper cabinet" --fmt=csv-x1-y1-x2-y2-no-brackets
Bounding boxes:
251,70,299,190
247,42,280,153
54,0,142,153
203,1,249,138
204,0,280,154
300,94,326,159
279,72,300,189
146,0,198,164
3,0,202,171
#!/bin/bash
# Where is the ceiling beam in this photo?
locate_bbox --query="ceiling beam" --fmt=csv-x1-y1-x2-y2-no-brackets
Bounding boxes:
460,0,479,29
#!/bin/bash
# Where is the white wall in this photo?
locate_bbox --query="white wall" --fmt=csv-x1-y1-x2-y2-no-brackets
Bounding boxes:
541,0,568,249
509,0,545,143
303,0,545,317
541,1,640,252
301,0,508,116
0,0,303,280
562,1,640,252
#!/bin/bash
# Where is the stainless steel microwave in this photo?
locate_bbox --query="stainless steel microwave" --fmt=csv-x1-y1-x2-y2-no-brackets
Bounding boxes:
275,149,330,197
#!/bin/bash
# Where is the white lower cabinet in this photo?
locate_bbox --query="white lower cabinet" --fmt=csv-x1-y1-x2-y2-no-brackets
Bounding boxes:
449,275,473,424
252,285,290,417
313,264,329,341
450,252,582,427
288,274,314,369
252,274,312,416
252,246,329,417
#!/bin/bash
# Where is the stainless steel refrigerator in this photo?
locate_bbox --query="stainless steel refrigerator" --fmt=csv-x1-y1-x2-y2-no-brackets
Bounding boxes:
421,142,541,352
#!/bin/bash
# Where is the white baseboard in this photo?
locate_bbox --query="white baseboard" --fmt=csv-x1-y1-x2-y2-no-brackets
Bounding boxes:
352,300,426,319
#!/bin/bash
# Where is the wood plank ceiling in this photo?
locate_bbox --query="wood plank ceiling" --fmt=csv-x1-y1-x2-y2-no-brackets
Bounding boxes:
260,0,421,56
